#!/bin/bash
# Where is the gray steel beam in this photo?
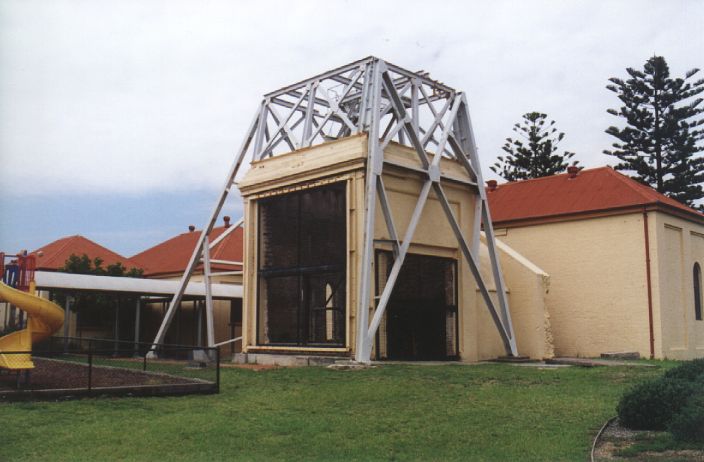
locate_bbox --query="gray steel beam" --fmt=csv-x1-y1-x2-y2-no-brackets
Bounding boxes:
203,236,215,347
354,59,383,362
366,179,432,341
376,176,400,258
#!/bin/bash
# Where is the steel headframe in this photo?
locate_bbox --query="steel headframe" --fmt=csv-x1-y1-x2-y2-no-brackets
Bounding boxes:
148,56,518,361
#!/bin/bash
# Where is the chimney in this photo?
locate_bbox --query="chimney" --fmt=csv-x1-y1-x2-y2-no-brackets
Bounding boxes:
188,225,195,232
223,216,231,228
486,180,498,192
567,166,580,179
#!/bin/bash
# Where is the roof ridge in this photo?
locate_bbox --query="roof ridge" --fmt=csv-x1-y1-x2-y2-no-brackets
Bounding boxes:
604,168,657,202
607,169,704,216
494,166,611,187
77,235,131,261
131,231,189,259
211,226,240,260
44,236,77,264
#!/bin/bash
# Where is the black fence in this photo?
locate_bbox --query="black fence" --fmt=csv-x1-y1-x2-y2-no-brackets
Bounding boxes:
0,336,220,401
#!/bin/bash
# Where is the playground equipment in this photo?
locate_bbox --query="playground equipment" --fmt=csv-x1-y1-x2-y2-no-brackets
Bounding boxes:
0,253,64,370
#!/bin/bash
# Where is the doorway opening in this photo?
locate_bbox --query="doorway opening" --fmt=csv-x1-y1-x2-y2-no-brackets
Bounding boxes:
256,182,346,347
375,252,458,361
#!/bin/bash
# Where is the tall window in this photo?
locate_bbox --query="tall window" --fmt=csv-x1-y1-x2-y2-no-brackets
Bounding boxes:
257,183,346,346
695,262,702,321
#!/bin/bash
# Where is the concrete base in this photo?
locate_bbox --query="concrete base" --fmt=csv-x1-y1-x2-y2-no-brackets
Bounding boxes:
233,352,349,367
600,351,640,360
546,357,655,367
191,349,213,363
492,355,535,363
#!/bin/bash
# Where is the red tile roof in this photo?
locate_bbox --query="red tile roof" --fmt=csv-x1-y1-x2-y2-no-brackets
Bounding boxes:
30,235,141,271
487,166,704,226
131,226,243,278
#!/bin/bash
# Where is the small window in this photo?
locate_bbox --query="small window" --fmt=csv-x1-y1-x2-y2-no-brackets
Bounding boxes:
694,263,702,321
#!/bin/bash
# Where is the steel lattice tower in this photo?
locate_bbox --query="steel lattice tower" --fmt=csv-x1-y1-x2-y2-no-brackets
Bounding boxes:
149,57,518,362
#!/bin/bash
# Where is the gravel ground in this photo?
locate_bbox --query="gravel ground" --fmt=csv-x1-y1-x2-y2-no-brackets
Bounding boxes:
594,419,704,461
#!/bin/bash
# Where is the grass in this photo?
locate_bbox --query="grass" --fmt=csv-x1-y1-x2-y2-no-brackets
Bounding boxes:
0,362,671,461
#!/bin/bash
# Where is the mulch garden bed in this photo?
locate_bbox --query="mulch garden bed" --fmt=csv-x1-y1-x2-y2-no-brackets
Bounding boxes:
0,357,216,400
0,357,193,390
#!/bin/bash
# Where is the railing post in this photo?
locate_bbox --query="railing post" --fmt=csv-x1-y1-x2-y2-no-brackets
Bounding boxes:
87,351,93,393
63,296,72,353
143,352,147,372
216,347,220,393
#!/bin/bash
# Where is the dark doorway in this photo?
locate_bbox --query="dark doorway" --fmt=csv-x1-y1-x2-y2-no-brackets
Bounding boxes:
256,182,346,347
376,252,458,361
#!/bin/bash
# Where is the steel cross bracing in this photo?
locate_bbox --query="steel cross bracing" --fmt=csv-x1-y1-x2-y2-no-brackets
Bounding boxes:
148,57,518,361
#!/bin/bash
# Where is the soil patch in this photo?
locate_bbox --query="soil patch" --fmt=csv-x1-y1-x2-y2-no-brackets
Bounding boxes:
0,357,194,391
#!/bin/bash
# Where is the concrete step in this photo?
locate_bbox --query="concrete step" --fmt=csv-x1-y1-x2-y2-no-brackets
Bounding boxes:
232,352,350,367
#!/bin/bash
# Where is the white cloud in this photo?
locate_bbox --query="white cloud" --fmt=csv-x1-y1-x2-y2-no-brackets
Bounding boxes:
0,0,702,195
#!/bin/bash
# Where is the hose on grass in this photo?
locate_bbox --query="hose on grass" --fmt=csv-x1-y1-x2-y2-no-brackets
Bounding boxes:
591,416,617,462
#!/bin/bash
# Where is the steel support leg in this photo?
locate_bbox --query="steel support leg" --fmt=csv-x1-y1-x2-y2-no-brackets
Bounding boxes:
147,104,261,356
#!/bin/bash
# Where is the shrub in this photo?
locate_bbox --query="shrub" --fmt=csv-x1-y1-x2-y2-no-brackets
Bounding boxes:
669,393,704,443
617,378,695,430
663,358,704,383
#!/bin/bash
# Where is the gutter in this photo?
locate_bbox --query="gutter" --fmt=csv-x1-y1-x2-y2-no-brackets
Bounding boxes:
643,208,655,359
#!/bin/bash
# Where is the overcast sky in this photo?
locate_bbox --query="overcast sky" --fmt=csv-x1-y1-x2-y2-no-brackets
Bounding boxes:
1,0,702,257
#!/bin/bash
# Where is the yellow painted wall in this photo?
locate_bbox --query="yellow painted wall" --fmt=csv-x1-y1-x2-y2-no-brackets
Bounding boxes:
473,237,553,361
495,213,652,358
371,165,474,361
652,212,704,359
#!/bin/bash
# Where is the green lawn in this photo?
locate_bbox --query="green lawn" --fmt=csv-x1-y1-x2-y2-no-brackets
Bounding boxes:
1,362,669,461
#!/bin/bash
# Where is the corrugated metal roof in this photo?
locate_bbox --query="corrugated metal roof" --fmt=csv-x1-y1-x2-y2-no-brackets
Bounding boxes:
131,226,243,277
487,166,703,225
34,270,241,298
30,235,140,271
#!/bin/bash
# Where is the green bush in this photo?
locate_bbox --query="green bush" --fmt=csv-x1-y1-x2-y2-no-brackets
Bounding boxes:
669,393,704,443
617,378,695,430
663,358,704,383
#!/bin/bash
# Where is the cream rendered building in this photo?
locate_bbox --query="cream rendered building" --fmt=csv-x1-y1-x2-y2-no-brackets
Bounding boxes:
488,167,704,360
236,134,553,363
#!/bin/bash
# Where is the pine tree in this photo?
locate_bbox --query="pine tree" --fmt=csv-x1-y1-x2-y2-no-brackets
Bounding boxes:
491,112,578,181
604,56,704,208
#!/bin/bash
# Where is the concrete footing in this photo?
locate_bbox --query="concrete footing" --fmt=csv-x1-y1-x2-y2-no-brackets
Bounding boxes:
600,351,640,360
233,353,349,367
492,355,535,363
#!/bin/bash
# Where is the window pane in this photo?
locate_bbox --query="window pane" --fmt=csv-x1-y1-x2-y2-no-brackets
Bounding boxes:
299,183,346,268
305,273,345,345
258,276,300,344
259,193,299,270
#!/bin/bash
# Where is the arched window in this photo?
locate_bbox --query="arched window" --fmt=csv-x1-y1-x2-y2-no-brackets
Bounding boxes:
695,263,702,321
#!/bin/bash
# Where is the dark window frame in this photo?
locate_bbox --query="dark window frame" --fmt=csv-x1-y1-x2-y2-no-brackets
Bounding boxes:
374,250,459,361
255,182,347,348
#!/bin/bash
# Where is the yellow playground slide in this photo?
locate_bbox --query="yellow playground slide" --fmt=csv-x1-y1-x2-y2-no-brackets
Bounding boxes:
0,281,64,370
